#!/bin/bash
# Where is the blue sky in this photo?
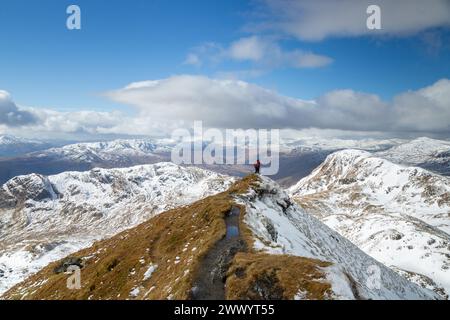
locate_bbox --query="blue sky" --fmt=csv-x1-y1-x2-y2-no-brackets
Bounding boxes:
0,0,449,139
0,0,252,111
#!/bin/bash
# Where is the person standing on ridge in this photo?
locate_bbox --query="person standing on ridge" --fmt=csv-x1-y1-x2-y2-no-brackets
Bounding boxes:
254,159,261,174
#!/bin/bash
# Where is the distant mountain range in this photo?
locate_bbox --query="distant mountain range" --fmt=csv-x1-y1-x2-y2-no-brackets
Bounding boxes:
1,135,449,187
0,135,55,157
0,138,173,185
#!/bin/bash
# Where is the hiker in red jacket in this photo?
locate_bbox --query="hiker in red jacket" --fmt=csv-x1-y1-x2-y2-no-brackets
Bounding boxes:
254,159,261,174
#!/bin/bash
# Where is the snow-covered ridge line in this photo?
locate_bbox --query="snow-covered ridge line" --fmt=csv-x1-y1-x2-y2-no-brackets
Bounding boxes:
0,162,235,295
236,176,440,299
284,137,405,152
31,138,174,162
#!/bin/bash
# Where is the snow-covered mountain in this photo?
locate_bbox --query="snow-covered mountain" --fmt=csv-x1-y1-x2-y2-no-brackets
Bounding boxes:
375,137,450,176
236,176,439,300
37,139,174,163
0,163,234,295
289,150,450,298
2,175,438,300
0,135,53,157
284,137,404,152
0,139,173,185
273,137,404,187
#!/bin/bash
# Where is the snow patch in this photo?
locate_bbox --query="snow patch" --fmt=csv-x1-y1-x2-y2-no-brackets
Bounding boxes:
143,264,158,281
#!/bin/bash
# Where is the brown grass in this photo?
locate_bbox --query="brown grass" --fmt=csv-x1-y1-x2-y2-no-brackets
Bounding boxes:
226,253,332,300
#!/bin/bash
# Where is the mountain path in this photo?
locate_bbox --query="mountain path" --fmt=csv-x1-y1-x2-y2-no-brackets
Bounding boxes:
190,206,246,300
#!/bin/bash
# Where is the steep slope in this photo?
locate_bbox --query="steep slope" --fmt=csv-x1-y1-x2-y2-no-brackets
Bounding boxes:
0,163,234,294
0,139,173,184
289,150,450,298
376,137,450,176
2,175,438,300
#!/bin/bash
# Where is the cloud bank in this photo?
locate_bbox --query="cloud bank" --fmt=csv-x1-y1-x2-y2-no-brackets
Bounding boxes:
105,75,450,134
2,77,450,138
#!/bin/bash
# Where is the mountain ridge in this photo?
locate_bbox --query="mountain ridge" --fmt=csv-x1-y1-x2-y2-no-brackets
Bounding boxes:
2,175,440,300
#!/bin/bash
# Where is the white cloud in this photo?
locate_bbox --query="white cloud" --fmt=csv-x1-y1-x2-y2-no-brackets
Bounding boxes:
0,94,186,139
0,90,37,126
293,52,333,68
105,75,450,134
228,36,268,61
183,53,202,66
393,79,450,132
184,36,333,72
28,108,126,134
229,36,333,68
255,0,450,41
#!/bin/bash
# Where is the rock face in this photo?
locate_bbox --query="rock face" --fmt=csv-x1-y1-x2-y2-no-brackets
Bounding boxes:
289,150,450,299
0,163,234,295
1,175,439,300
0,174,59,209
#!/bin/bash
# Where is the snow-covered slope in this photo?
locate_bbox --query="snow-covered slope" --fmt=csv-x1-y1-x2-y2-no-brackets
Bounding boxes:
237,176,439,300
0,163,234,294
289,150,450,298
375,137,450,176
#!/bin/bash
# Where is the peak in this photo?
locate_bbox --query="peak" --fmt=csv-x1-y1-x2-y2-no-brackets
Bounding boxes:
317,149,374,167
328,149,372,158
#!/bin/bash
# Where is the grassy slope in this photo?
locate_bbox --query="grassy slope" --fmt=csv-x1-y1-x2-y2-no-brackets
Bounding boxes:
3,175,334,300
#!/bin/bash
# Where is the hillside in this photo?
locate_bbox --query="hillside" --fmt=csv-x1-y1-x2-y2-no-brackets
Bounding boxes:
2,175,439,300
290,150,450,298
0,163,234,294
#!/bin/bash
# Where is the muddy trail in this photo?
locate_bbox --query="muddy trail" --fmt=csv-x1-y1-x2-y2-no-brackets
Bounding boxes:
190,206,246,300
